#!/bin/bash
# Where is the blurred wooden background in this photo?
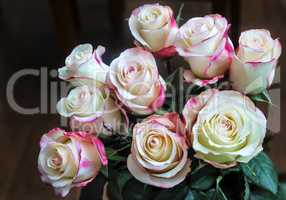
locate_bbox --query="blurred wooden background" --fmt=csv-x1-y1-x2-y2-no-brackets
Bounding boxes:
0,0,285,200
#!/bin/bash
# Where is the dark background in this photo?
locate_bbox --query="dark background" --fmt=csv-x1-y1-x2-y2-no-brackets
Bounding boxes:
0,0,285,199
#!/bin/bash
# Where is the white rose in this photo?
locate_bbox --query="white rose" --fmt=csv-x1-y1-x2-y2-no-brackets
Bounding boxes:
70,96,128,136
58,44,109,88
108,48,166,115
175,14,234,86
57,85,128,136
127,113,191,188
38,128,107,197
183,90,266,168
230,29,282,94
129,3,178,57
57,85,105,121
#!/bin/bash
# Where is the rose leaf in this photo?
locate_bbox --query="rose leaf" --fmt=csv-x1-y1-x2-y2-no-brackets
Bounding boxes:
240,152,278,195
190,164,218,190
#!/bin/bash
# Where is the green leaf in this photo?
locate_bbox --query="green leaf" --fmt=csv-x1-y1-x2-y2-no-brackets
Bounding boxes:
206,189,216,200
155,184,189,200
187,190,216,200
107,169,132,200
176,3,184,25
277,183,286,200
241,152,278,194
250,191,275,200
244,177,250,200
191,164,217,190
215,176,228,200
184,190,194,200
250,90,273,105
250,183,286,200
100,166,108,178
220,166,240,176
107,169,123,200
123,179,159,200
106,147,128,162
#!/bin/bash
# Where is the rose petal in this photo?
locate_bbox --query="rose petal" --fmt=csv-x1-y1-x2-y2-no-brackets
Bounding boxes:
194,153,237,169
183,69,223,86
127,155,191,188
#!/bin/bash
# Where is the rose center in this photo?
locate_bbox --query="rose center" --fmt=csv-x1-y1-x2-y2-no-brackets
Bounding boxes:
52,156,62,166
75,51,85,60
128,66,136,73
48,153,63,169
79,91,88,100
252,37,264,48
193,22,207,34
142,8,161,23
219,118,232,130
123,64,143,80
149,137,160,148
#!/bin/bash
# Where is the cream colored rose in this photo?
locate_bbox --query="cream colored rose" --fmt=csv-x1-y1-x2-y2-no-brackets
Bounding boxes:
129,4,178,56
57,85,105,121
58,44,108,88
57,85,128,136
183,90,266,168
175,14,234,86
230,29,282,94
127,113,191,188
70,96,128,136
38,128,107,197
108,48,166,115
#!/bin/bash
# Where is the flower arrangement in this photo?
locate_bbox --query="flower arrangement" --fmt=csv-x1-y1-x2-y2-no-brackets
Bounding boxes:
37,3,284,200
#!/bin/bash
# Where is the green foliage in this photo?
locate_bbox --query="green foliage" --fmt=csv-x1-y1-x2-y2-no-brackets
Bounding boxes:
154,184,189,200
250,90,273,105
105,159,285,200
241,152,278,194
250,183,286,200
106,147,128,162
244,177,250,200
107,168,132,200
122,179,156,200
215,176,228,200
190,164,218,190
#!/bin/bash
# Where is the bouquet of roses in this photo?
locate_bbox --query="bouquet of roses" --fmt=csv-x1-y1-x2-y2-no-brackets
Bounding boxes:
37,3,284,200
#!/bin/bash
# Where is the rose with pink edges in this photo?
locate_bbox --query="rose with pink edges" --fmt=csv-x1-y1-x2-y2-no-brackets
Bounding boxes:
57,85,128,136
38,128,107,197
127,113,191,188
58,43,109,88
108,48,166,115
129,3,178,58
183,89,266,169
175,14,234,86
230,29,282,95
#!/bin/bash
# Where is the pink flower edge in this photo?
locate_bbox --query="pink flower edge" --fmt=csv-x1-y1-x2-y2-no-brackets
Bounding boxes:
127,154,192,188
194,153,237,169
65,131,108,166
154,45,177,58
183,69,224,87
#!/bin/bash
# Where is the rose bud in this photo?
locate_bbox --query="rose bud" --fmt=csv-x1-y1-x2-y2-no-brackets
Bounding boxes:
175,14,234,86
230,29,282,94
129,3,178,58
108,48,166,115
58,43,109,88
38,128,107,197
127,113,191,188
183,89,266,169
57,85,128,136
